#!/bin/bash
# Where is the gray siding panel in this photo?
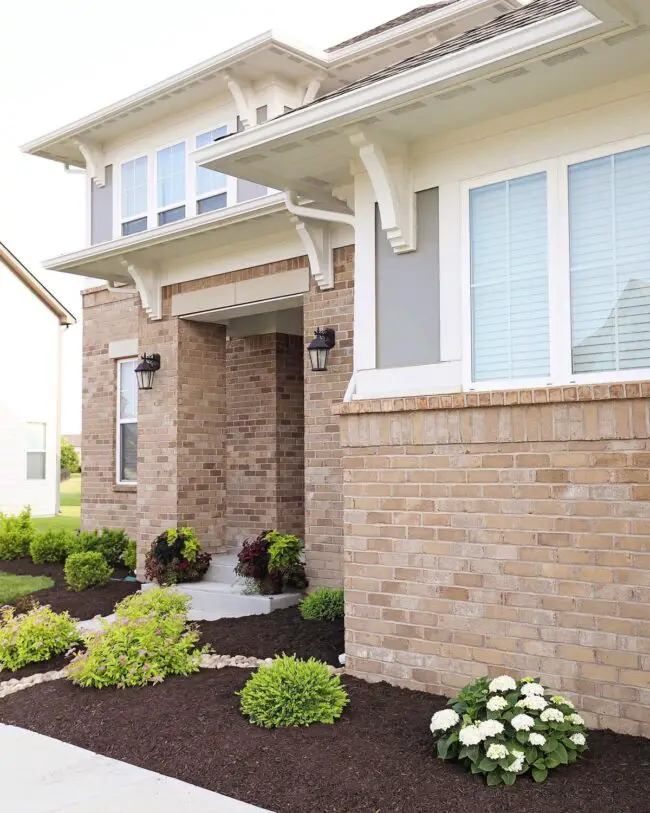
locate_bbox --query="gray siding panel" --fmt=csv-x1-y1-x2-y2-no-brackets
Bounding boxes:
90,164,113,245
237,178,267,202
376,187,440,368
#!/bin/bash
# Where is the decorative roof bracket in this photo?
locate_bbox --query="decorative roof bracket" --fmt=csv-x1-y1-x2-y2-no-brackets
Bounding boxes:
302,77,323,105
285,192,355,290
119,258,162,321
73,139,106,187
223,72,256,130
349,129,416,253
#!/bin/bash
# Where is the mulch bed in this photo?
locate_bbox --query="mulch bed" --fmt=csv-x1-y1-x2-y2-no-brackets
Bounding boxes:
1,653,71,682
0,669,647,813
0,559,138,618
199,606,344,665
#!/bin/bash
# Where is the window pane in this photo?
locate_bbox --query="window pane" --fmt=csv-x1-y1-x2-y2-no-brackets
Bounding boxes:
120,423,137,482
25,422,46,450
196,128,228,198
27,452,46,480
121,217,147,236
569,146,650,373
158,205,186,226
157,142,185,208
121,157,147,219
470,172,549,382
119,360,137,419
197,193,227,214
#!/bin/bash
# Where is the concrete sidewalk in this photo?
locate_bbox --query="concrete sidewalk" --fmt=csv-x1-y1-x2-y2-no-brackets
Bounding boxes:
0,724,272,812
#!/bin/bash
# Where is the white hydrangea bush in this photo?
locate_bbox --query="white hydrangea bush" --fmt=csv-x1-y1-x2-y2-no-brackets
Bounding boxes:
430,675,588,786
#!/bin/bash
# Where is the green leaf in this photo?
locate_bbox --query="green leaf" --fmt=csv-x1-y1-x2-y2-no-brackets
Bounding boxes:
542,737,558,753
554,742,569,765
478,758,498,772
470,761,483,774
545,756,560,770
532,767,548,783
437,737,450,759
567,750,578,764
506,692,519,706
525,747,538,764
533,758,547,770
458,746,470,760
487,771,503,786
502,771,517,786
516,731,529,745
467,745,480,762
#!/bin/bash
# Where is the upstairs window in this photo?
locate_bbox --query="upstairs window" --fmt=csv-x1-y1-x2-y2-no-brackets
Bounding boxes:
117,359,138,484
196,127,228,214
157,142,186,225
120,156,148,236
26,422,46,480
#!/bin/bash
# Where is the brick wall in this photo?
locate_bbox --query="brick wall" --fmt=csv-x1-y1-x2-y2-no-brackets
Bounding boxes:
338,384,650,737
81,287,139,538
304,245,354,588
276,333,305,536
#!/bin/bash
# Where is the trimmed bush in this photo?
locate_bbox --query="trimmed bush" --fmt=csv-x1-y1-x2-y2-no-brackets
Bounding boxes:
64,552,113,592
65,530,102,557
0,604,80,672
144,527,211,585
299,587,344,621
30,529,76,564
430,674,588,786
122,538,137,572
115,587,189,620
66,528,131,567
238,655,349,728
67,607,206,688
0,507,36,560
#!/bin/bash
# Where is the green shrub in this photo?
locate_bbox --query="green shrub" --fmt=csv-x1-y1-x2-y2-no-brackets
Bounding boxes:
115,587,189,620
66,530,101,557
0,604,80,672
0,507,36,560
299,587,344,621
66,528,131,567
30,529,76,564
266,531,302,572
60,439,80,473
238,655,349,728
122,538,137,572
430,674,588,786
64,552,113,592
67,611,206,688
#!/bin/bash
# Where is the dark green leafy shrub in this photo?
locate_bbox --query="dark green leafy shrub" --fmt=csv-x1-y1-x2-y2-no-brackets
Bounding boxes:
66,530,102,557
64,552,113,592
299,587,344,621
115,587,189,620
0,604,80,671
0,507,36,560
239,655,349,728
30,529,75,564
122,538,137,572
66,528,131,567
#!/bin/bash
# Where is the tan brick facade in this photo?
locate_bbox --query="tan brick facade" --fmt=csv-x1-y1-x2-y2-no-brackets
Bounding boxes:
338,385,650,737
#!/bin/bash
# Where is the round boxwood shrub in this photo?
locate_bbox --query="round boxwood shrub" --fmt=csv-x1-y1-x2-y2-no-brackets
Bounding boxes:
238,655,349,728
66,528,132,567
0,507,35,560
299,587,344,621
30,529,76,564
0,604,80,672
430,674,588,786
144,527,211,585
64,551,113,592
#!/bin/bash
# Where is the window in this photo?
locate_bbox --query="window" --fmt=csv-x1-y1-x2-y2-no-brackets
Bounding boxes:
26,423,46,480
469,172,549,383
121,156,148,236
196,127,228,214
157,142,186,225
117,359,137,483
569,146,650,374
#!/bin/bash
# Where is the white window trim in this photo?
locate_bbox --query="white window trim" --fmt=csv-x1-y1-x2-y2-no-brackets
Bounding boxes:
116,358,137,486
119,154,149,235
155,139,187,223
25,422,47,481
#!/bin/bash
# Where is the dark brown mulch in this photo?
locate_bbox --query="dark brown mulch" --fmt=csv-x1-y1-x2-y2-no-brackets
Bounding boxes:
199,606,344,665
0,652,71,682
0,558,138,618
1,669,648,813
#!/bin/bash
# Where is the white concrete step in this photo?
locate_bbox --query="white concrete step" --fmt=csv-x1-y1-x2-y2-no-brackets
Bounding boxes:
205,554,239,584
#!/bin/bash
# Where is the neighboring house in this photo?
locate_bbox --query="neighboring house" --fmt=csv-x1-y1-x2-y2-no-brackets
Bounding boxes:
0,242,75,516
23,0,650,737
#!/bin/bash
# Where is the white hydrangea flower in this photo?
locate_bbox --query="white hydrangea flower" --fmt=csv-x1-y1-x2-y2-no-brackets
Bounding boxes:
504,750,525,773
570,733,586,746
486,695,508,712
430,709,460,734
488,675,517,693
541,708,564,723
459,725,483,746
516,695,548,711
511,714,535,731
478,719,504,739
551,695,575,709
520,682,545,697
486,743,508,760
528,733,546,746
568,713,585,727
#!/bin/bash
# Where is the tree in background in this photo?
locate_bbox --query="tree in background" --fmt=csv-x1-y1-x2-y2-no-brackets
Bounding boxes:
60,439,81,473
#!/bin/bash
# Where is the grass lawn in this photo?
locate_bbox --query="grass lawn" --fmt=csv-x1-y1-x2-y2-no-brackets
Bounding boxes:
33,474,81,534
0,572,54,604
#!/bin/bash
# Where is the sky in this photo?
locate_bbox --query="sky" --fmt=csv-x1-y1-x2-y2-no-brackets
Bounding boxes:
0,0,422,435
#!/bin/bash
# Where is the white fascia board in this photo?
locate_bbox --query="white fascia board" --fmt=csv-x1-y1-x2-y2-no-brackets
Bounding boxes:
192,6,602,171
578,1,639,25
43,194,287,273
20,33,328,160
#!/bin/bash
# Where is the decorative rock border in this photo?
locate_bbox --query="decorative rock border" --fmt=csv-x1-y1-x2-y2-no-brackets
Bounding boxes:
0,668,67,699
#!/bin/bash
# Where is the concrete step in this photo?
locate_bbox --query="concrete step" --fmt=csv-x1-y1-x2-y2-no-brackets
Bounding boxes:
141,580,301,621
205,554,239,584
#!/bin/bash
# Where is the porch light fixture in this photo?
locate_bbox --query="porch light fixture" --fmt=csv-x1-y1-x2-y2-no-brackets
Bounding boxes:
134,353,161,391
307,328,335,372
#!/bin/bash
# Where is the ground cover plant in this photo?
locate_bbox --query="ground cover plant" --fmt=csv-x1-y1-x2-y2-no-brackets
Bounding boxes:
0,603,79,672
145,527,211,585
299,587,344,621
430,674,588,786
235,530,307,594
64,551,113,591
0,507,36,560
115,587,189,619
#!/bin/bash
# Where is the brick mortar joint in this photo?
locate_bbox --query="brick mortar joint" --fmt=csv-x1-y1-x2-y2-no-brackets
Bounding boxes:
333,382,650,416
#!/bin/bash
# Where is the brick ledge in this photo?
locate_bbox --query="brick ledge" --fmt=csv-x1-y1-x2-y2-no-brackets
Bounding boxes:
333,382,650,416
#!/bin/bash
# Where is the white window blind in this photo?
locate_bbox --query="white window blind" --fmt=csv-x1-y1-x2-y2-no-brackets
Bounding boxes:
469,172,549,382
569,146,650,374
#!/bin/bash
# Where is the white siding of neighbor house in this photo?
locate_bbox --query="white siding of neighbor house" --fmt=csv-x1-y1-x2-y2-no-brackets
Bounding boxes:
353,71,650,399
0,259,62,516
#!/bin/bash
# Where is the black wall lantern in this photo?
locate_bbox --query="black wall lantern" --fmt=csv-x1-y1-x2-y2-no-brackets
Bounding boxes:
307,328,335,372
135,353,161,390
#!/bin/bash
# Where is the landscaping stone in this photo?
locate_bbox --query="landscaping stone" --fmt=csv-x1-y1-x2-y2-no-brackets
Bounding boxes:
0,667,66,699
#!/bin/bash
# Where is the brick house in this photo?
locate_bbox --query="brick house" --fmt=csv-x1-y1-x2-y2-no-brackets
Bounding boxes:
24,0,650,736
